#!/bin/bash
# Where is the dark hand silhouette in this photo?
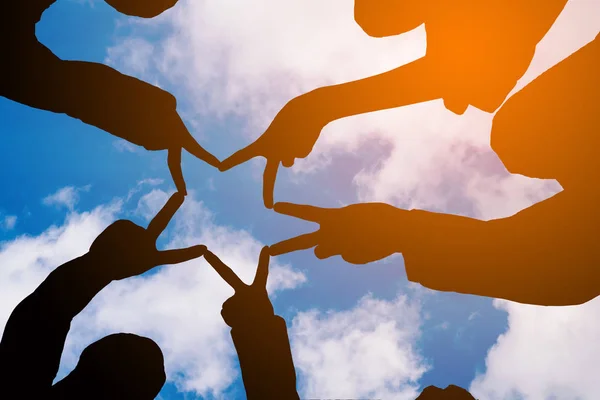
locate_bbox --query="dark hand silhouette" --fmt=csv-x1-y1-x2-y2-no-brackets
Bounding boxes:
204,246,274,326
203,246,300,400
270,202,404,264
1,0,221,196
89,191,206,280
219,93,328,208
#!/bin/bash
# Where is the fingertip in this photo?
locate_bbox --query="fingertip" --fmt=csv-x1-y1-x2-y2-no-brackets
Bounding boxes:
260,245,271,257
314,247,327,259
264,195,274,209
282,158,295,168
272,202,285,212
173,190,185,203
197,244,208,254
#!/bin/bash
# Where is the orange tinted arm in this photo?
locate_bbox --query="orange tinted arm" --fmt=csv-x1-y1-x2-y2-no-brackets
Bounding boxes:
354,0,426,37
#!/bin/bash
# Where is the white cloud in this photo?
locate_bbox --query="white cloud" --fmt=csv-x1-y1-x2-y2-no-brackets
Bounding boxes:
290,293,428,400
99,2,600,398
112,139,139,153
135,188,173,221
2,215,17,230
106,0,598,219
0,201,122,334
42,185,92,211
105,38,156,78
470,298,600,400
0,189,305,398
138,178,165,187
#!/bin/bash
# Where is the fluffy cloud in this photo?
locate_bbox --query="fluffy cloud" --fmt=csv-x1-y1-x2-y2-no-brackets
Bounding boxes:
1,188,305,397
1,185,438,399
470,298,600,400
0,200,121,335
135,188,173,221
290,293,428,400
106,0,598,219
42,185,92,211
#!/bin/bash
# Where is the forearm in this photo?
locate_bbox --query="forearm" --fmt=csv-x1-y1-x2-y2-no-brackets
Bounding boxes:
230,316,300,400
0,252,113,386
401,192,599,306
305,56,440,126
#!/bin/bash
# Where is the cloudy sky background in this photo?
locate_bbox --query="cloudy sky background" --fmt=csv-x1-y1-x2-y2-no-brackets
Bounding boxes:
1,0,599,399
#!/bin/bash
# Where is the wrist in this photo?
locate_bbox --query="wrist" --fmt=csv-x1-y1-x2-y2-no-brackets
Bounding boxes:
303,86,337,126
80,251,116,286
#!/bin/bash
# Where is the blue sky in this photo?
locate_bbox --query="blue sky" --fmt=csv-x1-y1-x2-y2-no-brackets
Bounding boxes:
1,1,599,399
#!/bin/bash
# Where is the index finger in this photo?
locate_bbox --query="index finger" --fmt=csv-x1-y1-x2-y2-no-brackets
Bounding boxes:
263,158,280,209
251,246,271,289
167,147,187,196
204,250,246,291
146,191,184,239
269,231,320,256
219,139,263,172
273,202,327,223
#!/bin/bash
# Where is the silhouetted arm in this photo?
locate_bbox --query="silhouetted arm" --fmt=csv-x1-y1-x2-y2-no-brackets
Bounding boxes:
0,253,113,395
204,249,300,400
271,188,598,307
0,192,204,395
230,316,300,400
403,191,599,306
304,56,442,128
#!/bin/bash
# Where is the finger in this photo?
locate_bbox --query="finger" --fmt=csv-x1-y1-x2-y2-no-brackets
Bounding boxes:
273,202,326,223
252,246,271,288
269,232,320,256
167,147,187,196
204,250,246,291
147,191,185,239
181,131,221,169
155,245,207,266
314,244,338,260
219,140,263,172
263,158,279,209
281,157,295,168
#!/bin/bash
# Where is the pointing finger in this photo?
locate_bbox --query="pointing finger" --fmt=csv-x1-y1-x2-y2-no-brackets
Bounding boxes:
252,246,271,289
273,202,327,223
181,131,221,169
147,191,184,239
269,231,320,256
155,245,207,266
167,147,187,196
204,250,246,291
219,139,263,172
263,158,280,209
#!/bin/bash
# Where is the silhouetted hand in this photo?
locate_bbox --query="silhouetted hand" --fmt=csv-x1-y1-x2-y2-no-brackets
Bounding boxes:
270,202,405,264
219,93,327,208
89,191,206,281
203,247,274,328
